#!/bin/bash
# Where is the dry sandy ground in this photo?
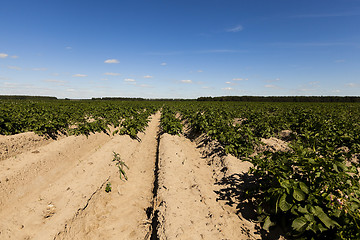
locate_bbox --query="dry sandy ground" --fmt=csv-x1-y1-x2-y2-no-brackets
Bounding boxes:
0,113,263,240
0,132,55,161
0,113,160,240
55,113,160,240
156,134,259,240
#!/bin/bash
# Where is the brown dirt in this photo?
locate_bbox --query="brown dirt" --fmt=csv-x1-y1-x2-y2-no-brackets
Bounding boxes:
0,113,262,239
0,112,159,240
233,117,247,126
55,113,160,240
0,132,55,161
156,134,260,240
259,137,290,152
277,130,293,140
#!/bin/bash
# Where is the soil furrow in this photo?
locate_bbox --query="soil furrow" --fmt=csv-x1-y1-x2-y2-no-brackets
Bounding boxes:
0,132,112,213
53,176,111,240
55,112,161,240
148,131,161,240
0,132,139,239
155,133,259,240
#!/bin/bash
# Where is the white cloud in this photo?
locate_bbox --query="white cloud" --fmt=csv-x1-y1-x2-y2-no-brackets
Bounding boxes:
72,74,87,77
264,84,278,88
104,72,121,76
11,55,18,59
7,66,21,70
202,86,210,89
222,87,233,90
160,62,167,66
32,68,47,71
139,84,152,88
226,24,243,32
67,88,75,92
65,46,72,50
332,89,341,93
346,83,358,87
124,78,136,82
143,75,153,79
0,53,8,58
197,70,203,73
181,80,193,83
104,59,119,64
233,78,248,81
225,81,231,84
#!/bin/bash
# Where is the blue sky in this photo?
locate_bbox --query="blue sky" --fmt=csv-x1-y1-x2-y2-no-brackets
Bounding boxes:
0,0,359,99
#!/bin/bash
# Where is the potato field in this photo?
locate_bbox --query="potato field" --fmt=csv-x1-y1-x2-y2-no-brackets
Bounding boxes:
0,99,359,240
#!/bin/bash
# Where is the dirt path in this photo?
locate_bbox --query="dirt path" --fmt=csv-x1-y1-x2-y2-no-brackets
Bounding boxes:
155,134,259,240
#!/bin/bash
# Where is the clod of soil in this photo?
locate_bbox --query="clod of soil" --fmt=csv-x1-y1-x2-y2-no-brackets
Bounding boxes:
277,130,294,141
260,137,290,152
44,204,56,218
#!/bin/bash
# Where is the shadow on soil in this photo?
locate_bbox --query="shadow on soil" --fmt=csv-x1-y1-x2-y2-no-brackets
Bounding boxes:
183,124,284,239
184,126,227,159
215,173,285,240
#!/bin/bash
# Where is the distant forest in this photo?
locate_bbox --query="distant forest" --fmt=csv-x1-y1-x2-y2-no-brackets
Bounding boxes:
0,95,58,100
196,96,360,102
1,95,360,102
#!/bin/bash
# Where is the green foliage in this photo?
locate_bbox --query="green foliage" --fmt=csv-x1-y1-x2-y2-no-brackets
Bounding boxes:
160,106,183,135
0,99,161,139
247,144,360,239
112,152,129,181
105,182,112,193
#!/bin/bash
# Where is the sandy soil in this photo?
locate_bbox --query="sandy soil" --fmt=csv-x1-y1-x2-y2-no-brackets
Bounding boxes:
0,132,55,161
0,112,159,240
55,113,160,240
156,134,259,240
0,113,262,240
259,137,290,152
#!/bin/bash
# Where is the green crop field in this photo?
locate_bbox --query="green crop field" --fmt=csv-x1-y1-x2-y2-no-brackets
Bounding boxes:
1,99,360,239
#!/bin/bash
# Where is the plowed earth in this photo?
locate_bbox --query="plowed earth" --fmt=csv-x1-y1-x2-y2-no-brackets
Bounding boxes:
0,113,262,240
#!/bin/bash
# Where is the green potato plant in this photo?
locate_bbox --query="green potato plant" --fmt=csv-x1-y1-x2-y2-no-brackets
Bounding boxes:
105,182,112,193
112,152,129,181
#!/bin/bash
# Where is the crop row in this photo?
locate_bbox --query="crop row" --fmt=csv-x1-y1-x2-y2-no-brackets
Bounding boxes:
0,100,160,139
160,101,360,240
